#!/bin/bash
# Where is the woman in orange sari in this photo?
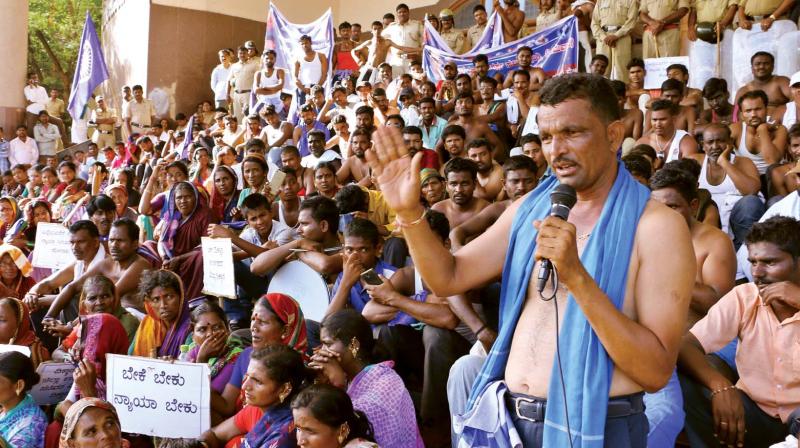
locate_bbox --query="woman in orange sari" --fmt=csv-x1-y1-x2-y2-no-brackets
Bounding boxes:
129,269,192,358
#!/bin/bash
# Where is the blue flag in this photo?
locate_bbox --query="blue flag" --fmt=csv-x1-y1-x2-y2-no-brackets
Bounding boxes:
179,114,195,160
68,11,109,120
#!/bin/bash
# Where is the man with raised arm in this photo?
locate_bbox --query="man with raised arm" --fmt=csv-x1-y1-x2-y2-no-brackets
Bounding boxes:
493,0,525,42
365,73,694,446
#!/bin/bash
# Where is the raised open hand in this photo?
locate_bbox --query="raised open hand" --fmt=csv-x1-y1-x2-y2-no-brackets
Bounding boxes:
365,126,424,219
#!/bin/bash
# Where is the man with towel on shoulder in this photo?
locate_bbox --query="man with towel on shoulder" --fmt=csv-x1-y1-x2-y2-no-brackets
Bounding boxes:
366,73,695,446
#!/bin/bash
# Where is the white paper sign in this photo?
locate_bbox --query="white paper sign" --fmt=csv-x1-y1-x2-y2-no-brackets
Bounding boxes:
106,354,210,438
644,56,691,90
30,362,75,405
32,222,76,270
0,344,31,357
201,237,236,299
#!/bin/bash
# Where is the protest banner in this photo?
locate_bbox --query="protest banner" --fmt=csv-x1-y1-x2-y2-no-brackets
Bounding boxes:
0,344,31,357
201,237,236,299
643,56,690,90
423,16,579,84
106,354,210,438
30,362,76,405
32,222,76,270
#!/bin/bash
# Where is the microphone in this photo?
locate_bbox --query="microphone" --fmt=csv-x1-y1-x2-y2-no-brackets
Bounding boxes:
536,184,578,294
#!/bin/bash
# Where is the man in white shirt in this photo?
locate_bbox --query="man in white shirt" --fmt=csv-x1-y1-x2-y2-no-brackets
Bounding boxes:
9,125,39,166
33,111,61,159
211,48,234,109
122,85,156,137
24,73,66,139
301,129,342,169
382,3,423,76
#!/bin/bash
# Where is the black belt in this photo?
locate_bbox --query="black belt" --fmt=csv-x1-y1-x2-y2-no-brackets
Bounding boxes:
131,122,150,128
745,14,780,21
505,391,645,423
235,90,251,94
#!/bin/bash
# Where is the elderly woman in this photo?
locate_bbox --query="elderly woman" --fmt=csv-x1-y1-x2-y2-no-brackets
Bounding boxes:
130,269,192,359
0,351,47,447
0,197,21,241
0,297,50,367
291,384,378,448
312,310,423,448
214,293,307,418
201,344,307,448
58,398,128,448
149,181,217,299
0,244,36,298
104,184,138,221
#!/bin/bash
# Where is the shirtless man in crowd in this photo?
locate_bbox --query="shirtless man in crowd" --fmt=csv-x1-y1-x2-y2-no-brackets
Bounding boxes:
337,128,372,185
494,0,525,42
450,155,538,250
352,21,416,80
649,166,736,329
367,74,693,447
445,93,506,159
466,139,504,201
281,146,316,196
645,79,697,135
432,157,489,228
612,80,643,140
734,51,791,122
666,64,704,117
502,46,547,94
626,58,648,110
43,219,151,318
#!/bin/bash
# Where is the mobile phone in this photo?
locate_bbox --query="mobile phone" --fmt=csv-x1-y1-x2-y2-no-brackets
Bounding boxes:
360,268,383,286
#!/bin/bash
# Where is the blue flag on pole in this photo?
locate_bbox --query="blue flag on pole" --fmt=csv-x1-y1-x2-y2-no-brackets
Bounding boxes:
68,11,109,120
178,114,195,160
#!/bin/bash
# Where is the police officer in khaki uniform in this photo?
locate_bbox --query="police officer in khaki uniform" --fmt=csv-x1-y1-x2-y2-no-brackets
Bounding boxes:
639,0,689,58
90,96,117,149
466,5,489,51
737,0,794,30
439,9,466,54
227,43,260,122
592,0,640,82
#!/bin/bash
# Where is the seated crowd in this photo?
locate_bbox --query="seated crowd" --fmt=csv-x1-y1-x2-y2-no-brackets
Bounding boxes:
2,2,800,448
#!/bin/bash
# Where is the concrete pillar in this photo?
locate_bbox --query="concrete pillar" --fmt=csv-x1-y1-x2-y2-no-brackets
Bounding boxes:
0,0,28,136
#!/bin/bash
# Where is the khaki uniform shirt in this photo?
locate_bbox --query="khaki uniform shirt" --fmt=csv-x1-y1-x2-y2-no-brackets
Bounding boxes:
45,98,65,118
537,8,563,30
441,29,466,54
91,107,117,132
640,0,690,20
467,23,486,50
740,0,782,16
228,59,260,93
122,99,156,126
694,0,738,22
591,0,640,38
383,20,423,65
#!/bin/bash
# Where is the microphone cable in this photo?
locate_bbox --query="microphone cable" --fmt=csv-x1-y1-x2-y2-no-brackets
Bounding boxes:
539,267,575,448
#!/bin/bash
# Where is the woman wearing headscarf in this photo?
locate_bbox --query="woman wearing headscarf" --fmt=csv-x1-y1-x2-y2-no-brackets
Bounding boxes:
58,398,129,448
206,165,240,223
0,197,21,241
130,269,192,359
0,244,36,298
104,183,138,221
52,275,139,356
0,351,47,448
0,297,50,367
213,293,307,419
